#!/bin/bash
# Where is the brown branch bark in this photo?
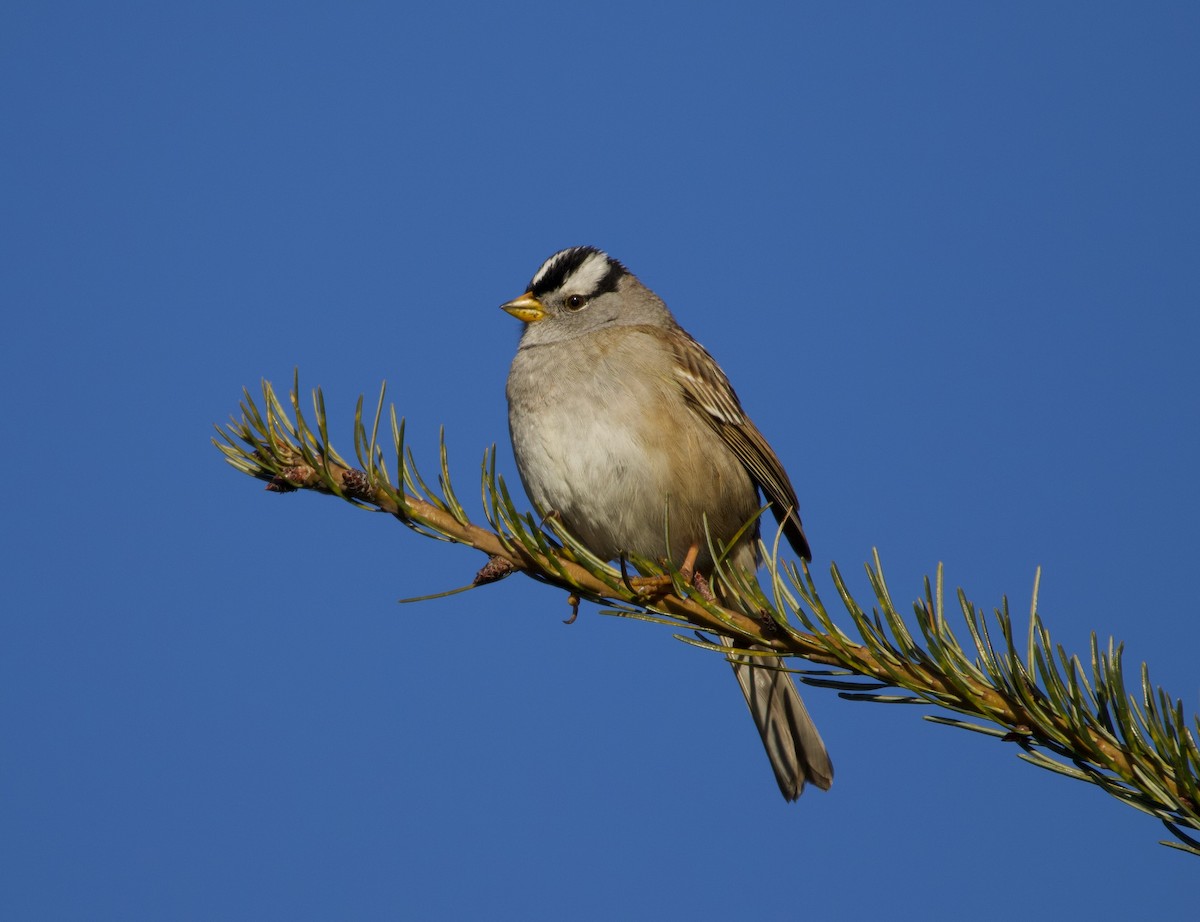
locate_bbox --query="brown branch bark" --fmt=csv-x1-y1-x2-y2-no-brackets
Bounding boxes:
264,449,1176,807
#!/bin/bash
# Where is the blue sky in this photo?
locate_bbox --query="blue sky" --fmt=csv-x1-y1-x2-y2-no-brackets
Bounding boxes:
3,2,1198,919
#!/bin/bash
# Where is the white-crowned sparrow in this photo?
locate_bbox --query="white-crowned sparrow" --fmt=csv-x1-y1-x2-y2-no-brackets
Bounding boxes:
502,246,832,800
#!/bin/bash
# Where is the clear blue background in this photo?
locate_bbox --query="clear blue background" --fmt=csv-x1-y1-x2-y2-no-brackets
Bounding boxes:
3,3,1198,919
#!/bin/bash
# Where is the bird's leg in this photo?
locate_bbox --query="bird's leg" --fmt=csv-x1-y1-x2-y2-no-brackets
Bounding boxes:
627,543,710,602
619,556,673,599
679,543,700,582
676,543,717,600
626,573,673,600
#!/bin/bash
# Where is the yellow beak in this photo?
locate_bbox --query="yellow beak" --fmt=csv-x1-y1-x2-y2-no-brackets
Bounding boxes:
500,292,546,323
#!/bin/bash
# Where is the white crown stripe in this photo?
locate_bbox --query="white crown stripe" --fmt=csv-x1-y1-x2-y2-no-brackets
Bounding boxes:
529,247,612,295
529,253,561,289
564,251,612,295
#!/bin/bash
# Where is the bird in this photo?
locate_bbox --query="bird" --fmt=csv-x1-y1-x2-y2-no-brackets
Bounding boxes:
501,246,832,800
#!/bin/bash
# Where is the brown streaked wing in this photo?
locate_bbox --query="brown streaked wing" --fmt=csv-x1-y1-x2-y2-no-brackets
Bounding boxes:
659,326,812,561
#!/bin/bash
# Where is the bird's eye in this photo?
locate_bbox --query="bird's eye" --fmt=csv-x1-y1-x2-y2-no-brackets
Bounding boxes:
564,294,588,311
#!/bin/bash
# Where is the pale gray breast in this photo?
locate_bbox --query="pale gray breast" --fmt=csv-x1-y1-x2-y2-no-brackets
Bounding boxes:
507,326,760,568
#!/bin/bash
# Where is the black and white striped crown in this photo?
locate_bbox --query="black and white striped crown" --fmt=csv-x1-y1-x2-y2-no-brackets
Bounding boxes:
528,246,628,299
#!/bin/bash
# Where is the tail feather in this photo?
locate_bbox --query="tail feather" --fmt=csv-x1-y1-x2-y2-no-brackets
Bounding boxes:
725,637,833,799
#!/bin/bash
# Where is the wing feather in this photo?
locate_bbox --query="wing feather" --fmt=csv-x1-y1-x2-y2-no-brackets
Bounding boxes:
663,327,812,561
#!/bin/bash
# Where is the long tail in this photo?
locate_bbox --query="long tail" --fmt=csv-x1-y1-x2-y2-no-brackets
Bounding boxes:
725,637,834,800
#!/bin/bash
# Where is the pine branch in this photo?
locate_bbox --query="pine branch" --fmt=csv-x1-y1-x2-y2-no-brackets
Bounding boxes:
214,376,1200,854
